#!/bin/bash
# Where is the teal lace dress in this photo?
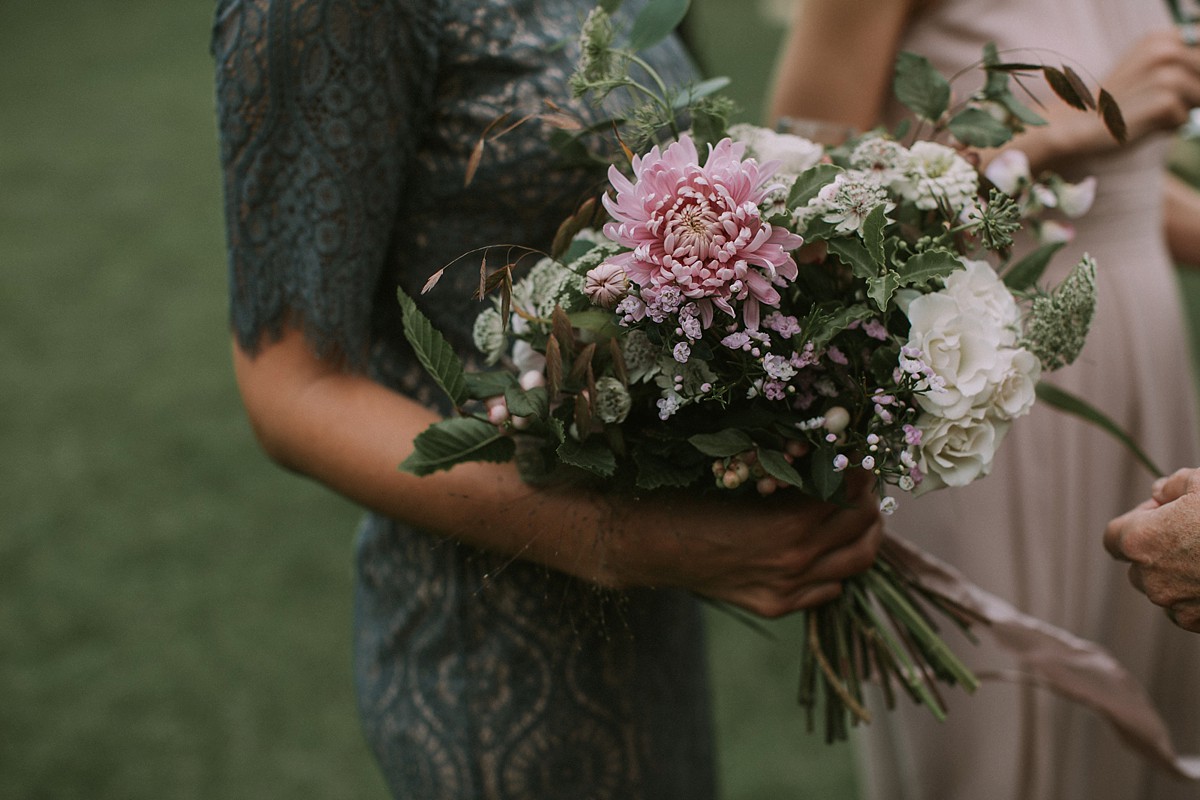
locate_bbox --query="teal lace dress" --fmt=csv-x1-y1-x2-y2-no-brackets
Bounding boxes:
211,1,716,797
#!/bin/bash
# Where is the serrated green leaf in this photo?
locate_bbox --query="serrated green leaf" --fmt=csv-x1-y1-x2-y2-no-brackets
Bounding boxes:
827,237,880,280
464,371,518,400
810,447,844,500
557,436,618,477
867,271,902,311
946,107,1013,147
863,204,888,266
1036,382,1163,476
756,448,807,490
1002,241,1064,289
400,417,515,476
898,250,961,286
786,163,844,211
803,303,875,351
505,385,549,419
688,429,755,457
627,0,690,51
397,287,468,407
893,51,951,122
633,447,700,489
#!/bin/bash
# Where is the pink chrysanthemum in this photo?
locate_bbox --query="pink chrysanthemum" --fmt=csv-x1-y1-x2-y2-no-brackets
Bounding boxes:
601,135,804,330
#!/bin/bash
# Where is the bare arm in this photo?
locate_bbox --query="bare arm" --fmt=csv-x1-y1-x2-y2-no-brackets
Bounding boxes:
1166,171,1200,267
768,0,920,130
233,326,884,618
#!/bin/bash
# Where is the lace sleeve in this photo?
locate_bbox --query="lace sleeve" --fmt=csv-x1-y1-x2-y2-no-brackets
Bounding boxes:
212,0,441,368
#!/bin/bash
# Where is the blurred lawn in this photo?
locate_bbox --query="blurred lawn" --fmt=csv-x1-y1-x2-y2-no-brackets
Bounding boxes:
5,0,1200,798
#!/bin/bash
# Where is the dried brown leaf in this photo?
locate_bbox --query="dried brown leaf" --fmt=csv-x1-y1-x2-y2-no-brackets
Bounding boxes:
464,137,485,187
544,335,563,399
1062,65,1095,110
1042,66,1088,110
1098,88,1128,143
570,342,597,384
573,392,592,438
551,197,601,259
551,305,576,360
421,267,447,294
608,338,629,385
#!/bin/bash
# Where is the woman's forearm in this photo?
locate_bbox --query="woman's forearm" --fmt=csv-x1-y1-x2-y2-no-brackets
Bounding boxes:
1166,171,1200,268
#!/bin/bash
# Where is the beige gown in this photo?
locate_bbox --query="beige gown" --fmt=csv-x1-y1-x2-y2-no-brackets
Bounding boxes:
858,1,1200,799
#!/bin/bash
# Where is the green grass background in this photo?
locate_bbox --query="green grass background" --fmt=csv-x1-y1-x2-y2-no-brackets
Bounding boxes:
4,1,1199,798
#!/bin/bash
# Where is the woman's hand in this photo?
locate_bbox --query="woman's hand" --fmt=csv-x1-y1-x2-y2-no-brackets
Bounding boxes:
604,477,884,618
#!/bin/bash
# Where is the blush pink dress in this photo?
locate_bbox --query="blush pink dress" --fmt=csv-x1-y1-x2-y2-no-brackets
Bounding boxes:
859,1,1200,799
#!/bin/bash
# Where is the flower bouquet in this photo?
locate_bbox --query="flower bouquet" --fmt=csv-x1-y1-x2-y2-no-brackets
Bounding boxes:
396,0,1130,741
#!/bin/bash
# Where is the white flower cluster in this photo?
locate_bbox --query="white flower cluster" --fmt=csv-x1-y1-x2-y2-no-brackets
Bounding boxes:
902,259,1042,493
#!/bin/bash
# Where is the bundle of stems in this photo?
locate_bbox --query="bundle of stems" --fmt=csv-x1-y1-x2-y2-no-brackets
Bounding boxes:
798,545,985,742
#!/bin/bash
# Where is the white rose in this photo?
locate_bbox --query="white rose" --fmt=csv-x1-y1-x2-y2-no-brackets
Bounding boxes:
942,259,1022,334
728,123,825,174
905,291,1009,419
915,411,1009,494
989,347,1041,420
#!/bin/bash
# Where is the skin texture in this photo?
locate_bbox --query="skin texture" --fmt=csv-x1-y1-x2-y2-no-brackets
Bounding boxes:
1105,468,1200,633
768,3,1200,266
233,326,884,619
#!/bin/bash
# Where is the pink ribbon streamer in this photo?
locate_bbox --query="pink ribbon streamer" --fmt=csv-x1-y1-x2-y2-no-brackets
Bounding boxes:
883,533,1200,780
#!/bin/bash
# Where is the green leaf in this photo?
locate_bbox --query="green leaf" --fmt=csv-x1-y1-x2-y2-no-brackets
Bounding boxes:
397,287,468,407
1002,241,1064,290
464,370,518,400
504,385,549,419
999,93,1047,127
568,309,622,337
863,204,888,266
803,303,875,352
786,163,844,211
1035,382,1164,477
893,51,951,122
827,237,880,280
946,107,1013,147
756,448,807,490
633,447,700,489
688,429,755,457
867,270,902,311
600,0,622,12
675,76,732,107
557,436,618,477
810,447,844,500
400,417,515,476
627,0,691,51
898,250,961,287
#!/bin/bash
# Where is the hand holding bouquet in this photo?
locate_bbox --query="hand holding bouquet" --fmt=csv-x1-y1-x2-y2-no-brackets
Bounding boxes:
397,0,1125,741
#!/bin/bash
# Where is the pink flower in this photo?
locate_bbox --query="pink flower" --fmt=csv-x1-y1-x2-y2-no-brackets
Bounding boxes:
583,261,629,308
601,135,804,330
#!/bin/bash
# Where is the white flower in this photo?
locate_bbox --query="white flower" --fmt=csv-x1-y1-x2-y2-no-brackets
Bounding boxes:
914,411,1009,494
512,257,582,319
1038,220,1075,244
898,141,979,212
849,136,909,187
1055,176,1097,218
511,340,546,375
814,171,894,235
728,123,825,174
593,376,632,424
472,307,507,365
904,260,1021,418
984,149,1030,196
989,347,1041,420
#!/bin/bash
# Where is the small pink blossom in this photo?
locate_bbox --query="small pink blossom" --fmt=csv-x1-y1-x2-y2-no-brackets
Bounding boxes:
602,134,804,330
583,261,629,308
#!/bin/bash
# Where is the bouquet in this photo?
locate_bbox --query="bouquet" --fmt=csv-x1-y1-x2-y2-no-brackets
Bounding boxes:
396,0,1129,741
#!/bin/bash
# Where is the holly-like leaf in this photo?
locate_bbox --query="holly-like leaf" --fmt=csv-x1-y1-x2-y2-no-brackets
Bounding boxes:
863,204,889,267
898,250,961,287
397,287,468,407
400,417,515,476
787,163,844,211
946,107,1013,147
1002,241,1065,290
893,51,951,122
827,237,880,280
867,270,902,311
689,429,755,457
627,0,691,51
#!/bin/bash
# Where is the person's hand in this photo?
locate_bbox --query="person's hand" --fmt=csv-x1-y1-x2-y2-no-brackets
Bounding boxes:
1104,468,1200,632
1098,28,1200,143
605,475,884,619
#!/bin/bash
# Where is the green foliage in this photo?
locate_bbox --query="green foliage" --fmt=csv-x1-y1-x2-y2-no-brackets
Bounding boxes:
397,287,469,408
756,448,807,490
1003,241,1065,290
557,436,618,476
400,417,516,475
1036,383,1163,477
627,0,692,51
893,51,951,122
946,106,1013,147
689,429,756,457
